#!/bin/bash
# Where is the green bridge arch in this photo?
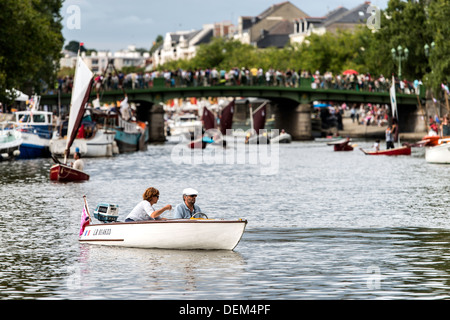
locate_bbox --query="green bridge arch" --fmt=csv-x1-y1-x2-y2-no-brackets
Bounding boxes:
40,77,425,141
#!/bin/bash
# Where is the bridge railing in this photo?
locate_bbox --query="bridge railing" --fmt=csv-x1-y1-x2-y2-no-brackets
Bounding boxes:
98,75,421,97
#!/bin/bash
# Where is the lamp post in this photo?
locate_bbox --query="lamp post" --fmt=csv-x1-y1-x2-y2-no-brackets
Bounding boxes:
391,45,409,80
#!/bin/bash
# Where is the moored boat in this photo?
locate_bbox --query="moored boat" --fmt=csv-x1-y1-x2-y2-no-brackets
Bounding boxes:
425,139,450,164
14,109,53,159
245,101,270,144
327,137,353,151
168,113,203,138
360,145,411,156
49,125,117,157
0,122,23,161
270,129,292,144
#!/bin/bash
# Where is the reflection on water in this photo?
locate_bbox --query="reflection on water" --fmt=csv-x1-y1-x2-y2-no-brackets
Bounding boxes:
63,246,245,300
2,140,450,299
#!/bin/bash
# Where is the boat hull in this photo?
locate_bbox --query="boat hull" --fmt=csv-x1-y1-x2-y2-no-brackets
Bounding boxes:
50,164,90,181
360,146,411,156
114,129,141,153
79,219,247,250
14,111,53,159
425,143,450,163
270,133,292,143
50,130,118,157
327,138,353,151
0,128,22,160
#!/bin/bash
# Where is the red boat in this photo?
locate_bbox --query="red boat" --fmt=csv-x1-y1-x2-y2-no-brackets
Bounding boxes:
327,138,353,151
50,49,93,182
50,163,90,182
360,145,411,156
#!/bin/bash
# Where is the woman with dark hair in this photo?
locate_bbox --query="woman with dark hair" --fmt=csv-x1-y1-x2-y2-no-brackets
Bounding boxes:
125,187,172,222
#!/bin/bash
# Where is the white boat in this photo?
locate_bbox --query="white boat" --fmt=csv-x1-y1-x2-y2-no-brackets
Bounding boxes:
49,127,118,157
425,139,450,163
168,113,203,137
14,109,54,158
0,122,23,160
270,131,292,143
80,219,247,250
78,201,247,250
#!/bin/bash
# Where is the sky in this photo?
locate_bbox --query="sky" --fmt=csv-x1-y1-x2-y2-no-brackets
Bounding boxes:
61,0,389,52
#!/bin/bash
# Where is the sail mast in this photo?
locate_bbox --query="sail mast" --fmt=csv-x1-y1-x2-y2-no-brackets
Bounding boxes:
64,43,94,164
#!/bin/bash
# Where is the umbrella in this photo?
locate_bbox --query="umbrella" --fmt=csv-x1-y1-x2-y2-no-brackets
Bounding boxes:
343,69,358,75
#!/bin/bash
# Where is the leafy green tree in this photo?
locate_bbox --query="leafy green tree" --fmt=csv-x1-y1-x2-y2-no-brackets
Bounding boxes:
0,0,64,102
371,0,432,80
425,0,450,95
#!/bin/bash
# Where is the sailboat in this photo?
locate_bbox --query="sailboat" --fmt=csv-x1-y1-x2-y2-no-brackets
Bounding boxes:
50,49,94,182
245,101,269,144
220,99,235,137
188,105,216,149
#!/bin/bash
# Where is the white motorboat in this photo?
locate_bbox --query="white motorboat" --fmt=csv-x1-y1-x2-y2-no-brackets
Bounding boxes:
425,139,450,164
80,219,247,250
270,131,292,143
78,201,247,250
168,113,203,137
0,122,23,160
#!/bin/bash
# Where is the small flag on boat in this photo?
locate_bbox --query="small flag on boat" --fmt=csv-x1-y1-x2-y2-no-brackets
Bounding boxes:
79,202,90,236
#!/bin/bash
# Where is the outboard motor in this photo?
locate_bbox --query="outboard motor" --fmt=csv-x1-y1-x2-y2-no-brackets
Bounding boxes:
94,203,119,223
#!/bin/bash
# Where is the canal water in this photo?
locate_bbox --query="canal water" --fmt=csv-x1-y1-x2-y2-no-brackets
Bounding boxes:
1,139,450,300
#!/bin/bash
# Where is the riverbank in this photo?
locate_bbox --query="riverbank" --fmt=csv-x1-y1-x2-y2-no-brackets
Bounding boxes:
339,117,426,141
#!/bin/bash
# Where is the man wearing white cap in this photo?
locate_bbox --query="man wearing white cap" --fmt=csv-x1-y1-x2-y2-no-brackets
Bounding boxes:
173,188,202,219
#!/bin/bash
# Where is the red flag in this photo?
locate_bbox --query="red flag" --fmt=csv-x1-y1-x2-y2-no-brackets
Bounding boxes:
79,202,90,236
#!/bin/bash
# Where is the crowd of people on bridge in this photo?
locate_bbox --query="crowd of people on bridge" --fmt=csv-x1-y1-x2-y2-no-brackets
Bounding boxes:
54,67,421,96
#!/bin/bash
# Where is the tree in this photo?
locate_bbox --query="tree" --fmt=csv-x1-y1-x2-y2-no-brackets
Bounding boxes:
0,0,64,102
369,0,432,80
425,0,450,95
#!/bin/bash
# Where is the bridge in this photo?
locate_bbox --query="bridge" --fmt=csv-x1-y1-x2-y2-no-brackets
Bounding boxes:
40,77,426,142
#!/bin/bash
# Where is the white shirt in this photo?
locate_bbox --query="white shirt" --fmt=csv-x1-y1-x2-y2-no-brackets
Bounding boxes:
125,200,155,221
73,159,84,171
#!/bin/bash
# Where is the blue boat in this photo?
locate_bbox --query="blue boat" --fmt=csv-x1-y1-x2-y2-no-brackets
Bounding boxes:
114,117,148,153
14,110,54,159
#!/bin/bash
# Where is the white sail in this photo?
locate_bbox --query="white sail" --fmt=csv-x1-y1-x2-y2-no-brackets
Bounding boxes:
64,55,93,162
390,76,397,119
